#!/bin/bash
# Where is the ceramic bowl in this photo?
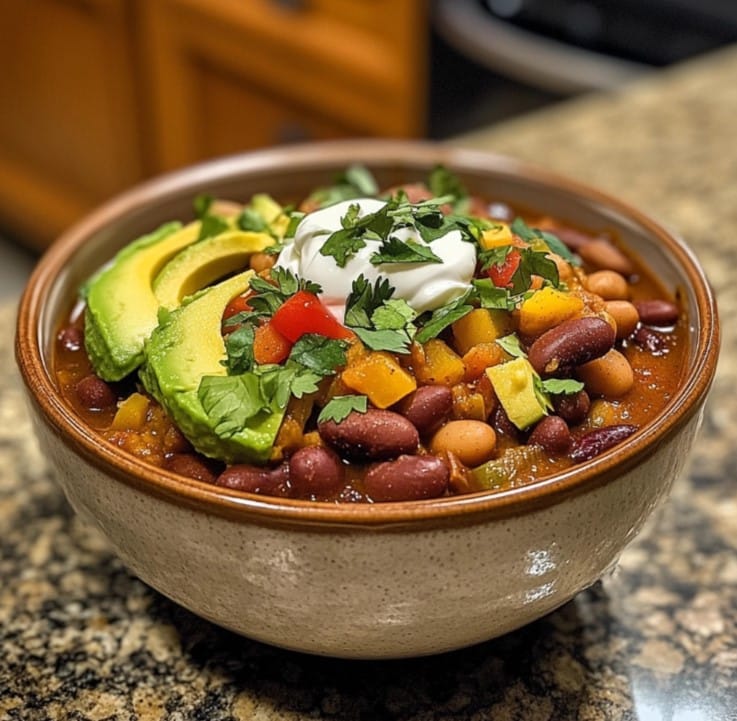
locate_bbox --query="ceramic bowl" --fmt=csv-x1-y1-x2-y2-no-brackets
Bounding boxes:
15,140,719,659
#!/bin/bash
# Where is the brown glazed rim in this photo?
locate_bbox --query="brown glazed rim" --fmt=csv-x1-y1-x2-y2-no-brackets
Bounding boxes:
16,140,719,529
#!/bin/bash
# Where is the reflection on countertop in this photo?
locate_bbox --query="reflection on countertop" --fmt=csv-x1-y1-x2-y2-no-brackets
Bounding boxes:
2,46,737,720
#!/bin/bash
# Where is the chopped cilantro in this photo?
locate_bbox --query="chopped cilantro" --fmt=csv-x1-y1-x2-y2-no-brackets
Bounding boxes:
193,194,214,219
318,395,368,424
306,165,379,208
198,374,267,438
223,324,256,374
414,290,474,344
287,334,348,376
540,378,585,395
197,213,229,241
370,236,442,265
428,166,468,205
511,217,581,267
495,334,526,358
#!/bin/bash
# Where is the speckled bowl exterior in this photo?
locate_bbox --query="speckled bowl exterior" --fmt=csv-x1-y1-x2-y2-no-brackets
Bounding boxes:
16,140,719,659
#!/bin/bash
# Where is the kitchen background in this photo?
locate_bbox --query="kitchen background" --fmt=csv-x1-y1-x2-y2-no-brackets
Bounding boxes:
2,0,737,280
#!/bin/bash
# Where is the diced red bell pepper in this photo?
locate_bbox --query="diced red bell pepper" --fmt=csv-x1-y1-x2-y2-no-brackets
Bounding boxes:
488,249,521,289
271,290,353,342
223,293,253,323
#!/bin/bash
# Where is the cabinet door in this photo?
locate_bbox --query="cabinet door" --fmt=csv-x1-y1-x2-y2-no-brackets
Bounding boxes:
141,0,427,172
0,0,145,248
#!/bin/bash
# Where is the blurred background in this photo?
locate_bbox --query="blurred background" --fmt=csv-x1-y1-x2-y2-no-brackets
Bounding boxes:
2,0,737,293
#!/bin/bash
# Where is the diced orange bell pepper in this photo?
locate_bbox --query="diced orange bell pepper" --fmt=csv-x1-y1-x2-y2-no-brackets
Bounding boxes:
253,321,293,365
341,351,416,408
411,339,466,386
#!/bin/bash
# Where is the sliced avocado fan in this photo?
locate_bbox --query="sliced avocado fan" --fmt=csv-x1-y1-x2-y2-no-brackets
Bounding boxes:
84,221,201,381
139,271,285,464
153,230,273,311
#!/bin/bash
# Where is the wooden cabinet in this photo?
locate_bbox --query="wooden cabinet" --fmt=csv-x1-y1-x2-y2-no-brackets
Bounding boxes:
0,0,427,250
0,0,145,249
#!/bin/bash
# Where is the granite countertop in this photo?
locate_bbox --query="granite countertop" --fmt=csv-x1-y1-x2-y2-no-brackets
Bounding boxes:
3,47,737,720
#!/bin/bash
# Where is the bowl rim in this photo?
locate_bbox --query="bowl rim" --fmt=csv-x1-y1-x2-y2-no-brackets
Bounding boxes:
15,139,720,529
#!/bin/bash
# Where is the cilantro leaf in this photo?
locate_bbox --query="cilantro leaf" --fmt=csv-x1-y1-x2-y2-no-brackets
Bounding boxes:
237,207,270,234
197,213,230,241
352,327,412,354
247,268,321,314
306,165,379,208
511,217,581,267
428,166,468,205
541,378,585,395
290,369,324,399
288,334,348,375
495,334,526,358
370,236,442,265
193,194,214,219
318,395,368,424
344,275,394,329
372,298,417,331
414,291,474,344
223,324,256,374
198,374,266,437
472,278,515,310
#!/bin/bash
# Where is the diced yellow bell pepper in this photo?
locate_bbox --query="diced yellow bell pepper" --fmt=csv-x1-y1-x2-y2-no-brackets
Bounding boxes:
341,352,417,408
110,392,150,431
452,308,512,355
411,339,466,386
479,223,514,249
518,286,584,337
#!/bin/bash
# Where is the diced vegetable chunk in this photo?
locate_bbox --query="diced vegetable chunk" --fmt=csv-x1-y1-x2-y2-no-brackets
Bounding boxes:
518,287,584,337
486,357,548,430
342,351,416,408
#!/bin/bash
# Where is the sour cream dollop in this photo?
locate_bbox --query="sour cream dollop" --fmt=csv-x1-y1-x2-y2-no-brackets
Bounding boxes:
274,198,476,320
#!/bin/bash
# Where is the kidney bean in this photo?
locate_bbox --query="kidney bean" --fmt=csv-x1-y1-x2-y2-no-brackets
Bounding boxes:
288,446,344,499
75,374,117,410
569,424,638,463
57,325,83,352
579,239,634,276
397,385,453,437
604,300,639,339
166,453,217,484
216,463,288,496
632,326,667,353
634,299,679,327
528,416,571,454
364,455,449,502
528,317,616,377
429,420,497,467
577,349,634,397
493,405,523,441
553,390,591,424
318,409,419,462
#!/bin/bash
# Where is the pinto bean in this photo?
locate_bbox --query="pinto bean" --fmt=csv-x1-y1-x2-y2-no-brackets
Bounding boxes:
577,349,634,397
604,300,639,339
166,453,217,484
634,299,679,327
569,424,638,463
75,374,116,410
397,385,453,436
528,317,616,377
552,390,591,424
429,420,496,467
318,409,419,461
579,239,634,276
364,455,449,502
585,270,629,300
288,446,344,499
216,463,288,496
528,416,571,454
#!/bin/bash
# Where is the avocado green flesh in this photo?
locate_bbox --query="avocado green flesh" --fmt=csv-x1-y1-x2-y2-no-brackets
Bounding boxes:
486,357,548,431
84,221,201,381
140,271,284,464
153,230,273,310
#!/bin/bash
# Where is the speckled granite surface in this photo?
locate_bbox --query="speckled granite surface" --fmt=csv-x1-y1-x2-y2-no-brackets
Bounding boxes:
3,47,737,720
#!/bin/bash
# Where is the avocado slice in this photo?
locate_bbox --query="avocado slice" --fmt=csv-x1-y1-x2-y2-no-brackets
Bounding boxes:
140,271,285,464
84,220,203,381
153,230,273,310
486,357,549,430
